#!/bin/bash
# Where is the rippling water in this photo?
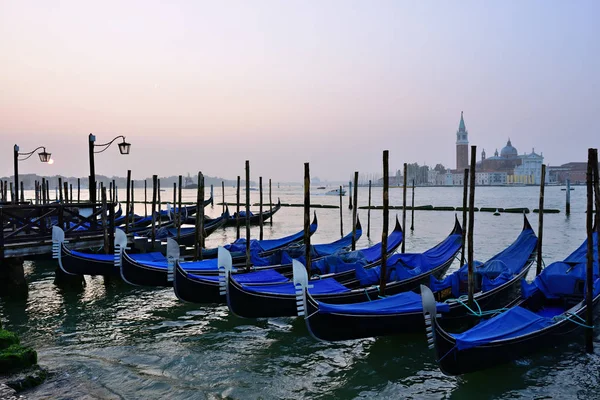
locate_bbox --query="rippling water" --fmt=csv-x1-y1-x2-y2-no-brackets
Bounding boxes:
2,185,599,399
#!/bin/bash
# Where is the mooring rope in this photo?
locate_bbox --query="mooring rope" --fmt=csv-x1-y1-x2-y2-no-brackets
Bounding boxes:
447,296,509,317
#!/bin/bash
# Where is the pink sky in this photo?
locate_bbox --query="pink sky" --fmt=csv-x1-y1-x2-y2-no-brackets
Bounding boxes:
1,1,598,182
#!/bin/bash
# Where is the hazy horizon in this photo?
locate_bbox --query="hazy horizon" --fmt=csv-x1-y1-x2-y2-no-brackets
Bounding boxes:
1,1,598,182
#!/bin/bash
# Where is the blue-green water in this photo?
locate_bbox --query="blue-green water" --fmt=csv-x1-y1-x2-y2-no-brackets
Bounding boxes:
2,186,599,399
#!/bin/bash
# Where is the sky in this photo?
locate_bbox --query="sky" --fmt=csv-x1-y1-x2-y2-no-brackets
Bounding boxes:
1,0,598,182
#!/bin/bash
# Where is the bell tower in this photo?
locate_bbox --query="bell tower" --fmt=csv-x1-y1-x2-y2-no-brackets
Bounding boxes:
456,111,469,170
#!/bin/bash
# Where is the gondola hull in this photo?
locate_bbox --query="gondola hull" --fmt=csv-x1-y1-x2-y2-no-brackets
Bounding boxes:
58,243,118,276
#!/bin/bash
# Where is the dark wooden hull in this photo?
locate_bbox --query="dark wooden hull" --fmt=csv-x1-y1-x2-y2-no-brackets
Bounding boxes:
174,213,228,247
304,258,535,341
173,263,222,303
432,294,600,375
58,243,118,276
224,202,281,226
120,252,171,287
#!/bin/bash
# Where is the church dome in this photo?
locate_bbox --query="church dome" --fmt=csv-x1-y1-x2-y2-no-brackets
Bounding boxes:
500,139,518,158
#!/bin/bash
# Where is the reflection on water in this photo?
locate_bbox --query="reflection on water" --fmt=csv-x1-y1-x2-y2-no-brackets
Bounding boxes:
1,186,599,399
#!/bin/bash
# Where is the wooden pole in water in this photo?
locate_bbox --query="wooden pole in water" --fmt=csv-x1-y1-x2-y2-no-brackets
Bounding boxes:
101,186,109,254
536,164,546,275
58,177,63,202
566,177,571,215
595,157,600,278
63,182,68,204
20,181,25,203
410,179,415,231
367,180,372,238
304,162,311,274
144,179,148,217
0,180,3,202
245,161,251,269
339,185,343,238
468,146,477,308
157,178,162,228
125,170,131,234
177,175,183,241
70,184,73,203
222,181,225,214
585,148,596,353
151,175,157,249
259,176,264,240
45,180,49,204
41,178,46,204
401,163,407,253
194,172,204,261
130,179,135,222
352,171,358,251
461,168,469,266
348,180,353,210
269,178,273,225
236,175,241,240
210,184,214,206
173,182,177,213
109,181,113,204
379,150,390,296
77,178,80,203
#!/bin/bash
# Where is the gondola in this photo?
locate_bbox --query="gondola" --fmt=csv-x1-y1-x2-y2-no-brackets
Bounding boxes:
421,231,599,376
151,207,230,247
52,226,166,276
298,215,537,341
119,213,320,287
173,218,395,304
201,212,319,259
222,199,282,226
225,217,462,318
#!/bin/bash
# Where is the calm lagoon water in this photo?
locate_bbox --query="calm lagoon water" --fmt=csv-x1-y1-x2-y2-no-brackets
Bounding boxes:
1,185,599,399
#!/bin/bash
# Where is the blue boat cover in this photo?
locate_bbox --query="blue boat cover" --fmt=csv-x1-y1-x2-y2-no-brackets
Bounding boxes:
316,290,449,315
242,277,350,296
225,219,318,253
71,249,113,261
430,227,537,297
451,306,554,350
130,252,167,263
355,232,462,286
188,269,288,284
236,210,255,218
522,232,598,300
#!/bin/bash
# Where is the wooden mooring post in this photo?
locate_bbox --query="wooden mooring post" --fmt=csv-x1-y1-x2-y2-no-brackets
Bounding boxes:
195,172,205,261
461,168,469,265
151,175,158,249
348,180,353,210
401,163,407,253
144,179,148,217
125,170,131,234
211,184,214,206
77,178,80,202
58,177,63,202
339,185,343,237
352,171,358,251
222,181,225,214
259,176,264,240
269,178,273,225
69,184,73,203
236,176,241,240
63,182,68,204
585,148,598,353
566,177,571,215
410,179,415,231
177,175,183,241
101,187,109,254
467,146,477,308
304,163,311,275
245,161,251,269
536,164,546,275
130,179,135,222
379,150,389,296
367,180,372,238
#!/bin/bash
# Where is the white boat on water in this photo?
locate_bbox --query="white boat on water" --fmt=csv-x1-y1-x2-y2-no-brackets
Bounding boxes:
324,188,346,196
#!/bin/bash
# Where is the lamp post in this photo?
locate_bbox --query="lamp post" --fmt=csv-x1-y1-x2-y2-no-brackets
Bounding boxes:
14,144,52,204
88,134,131,204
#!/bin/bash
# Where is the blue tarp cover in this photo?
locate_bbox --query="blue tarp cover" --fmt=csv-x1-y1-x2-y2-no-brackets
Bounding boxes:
452,306,554,350
242,277,350,296
522,232,598,300
225,220,318,253
188,269,288,284
70,250,113,262
430,227,537,296
316,290,449,315
355,232,462,286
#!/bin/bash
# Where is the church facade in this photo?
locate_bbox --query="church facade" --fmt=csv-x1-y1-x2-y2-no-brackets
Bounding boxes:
451,112,546,185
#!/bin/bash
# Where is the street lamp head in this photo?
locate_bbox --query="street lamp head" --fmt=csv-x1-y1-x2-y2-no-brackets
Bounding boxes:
118,138,131,155
38,149,52,163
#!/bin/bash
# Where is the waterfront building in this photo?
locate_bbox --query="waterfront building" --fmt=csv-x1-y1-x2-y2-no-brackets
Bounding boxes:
455,112,469,171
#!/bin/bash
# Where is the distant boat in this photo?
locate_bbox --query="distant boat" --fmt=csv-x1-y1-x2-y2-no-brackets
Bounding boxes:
317,186,326,190
560,188,575,191
244,187,259,191
325,188,346,196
